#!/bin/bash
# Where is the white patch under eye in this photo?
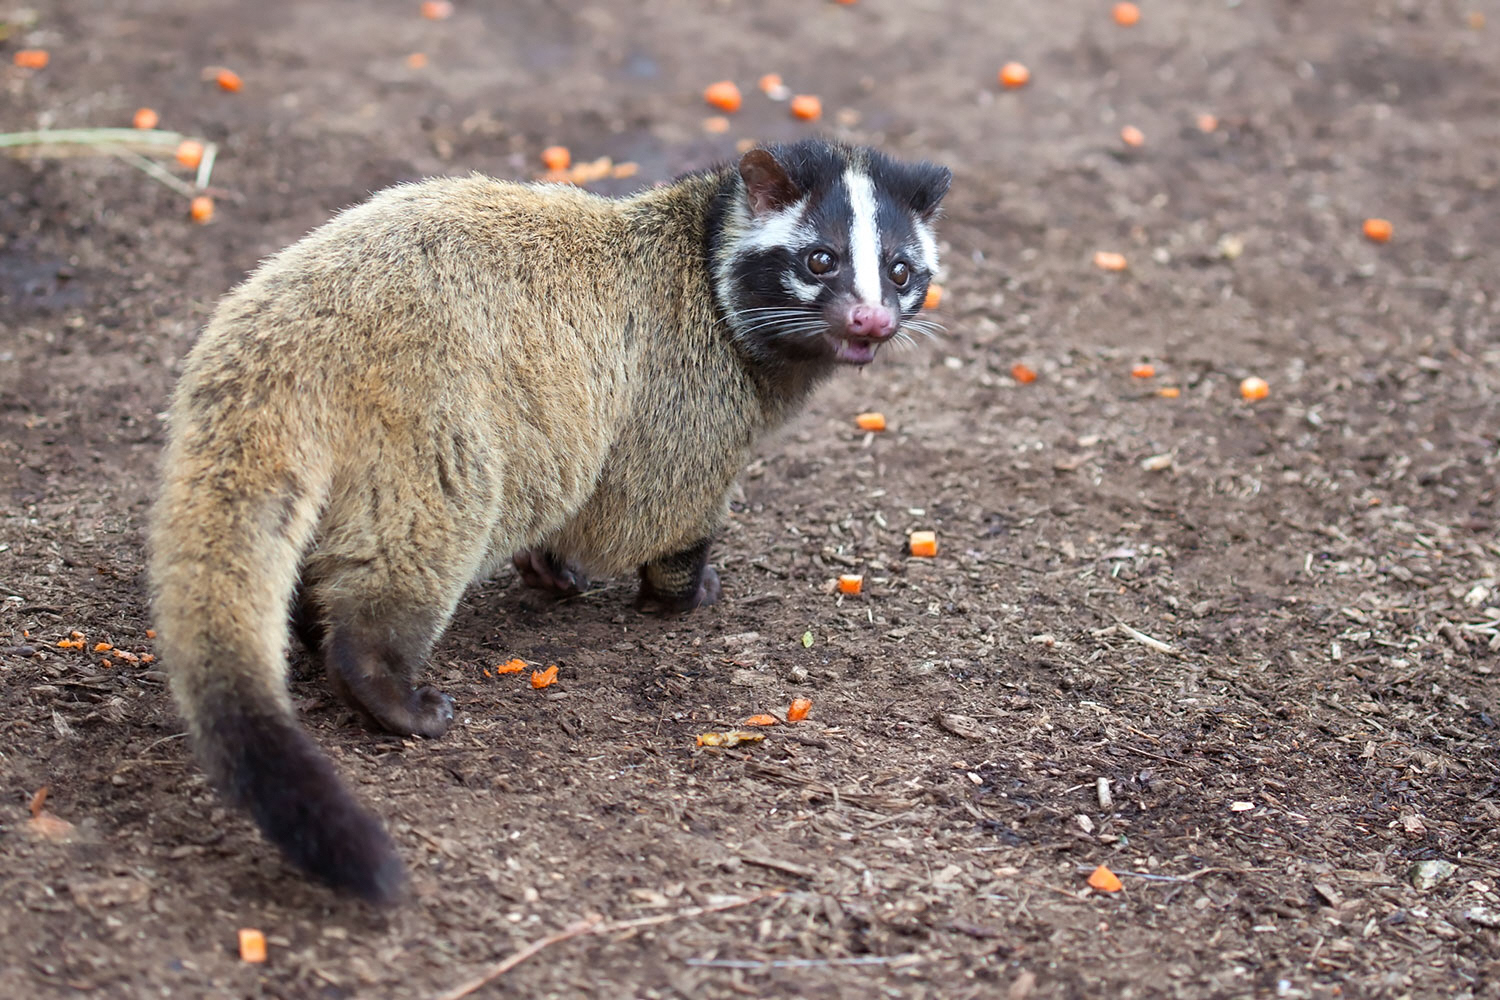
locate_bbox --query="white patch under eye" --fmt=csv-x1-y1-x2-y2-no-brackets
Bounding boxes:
911,219,940,275
784,274,822,303
898,288,923,313
844,169,883,307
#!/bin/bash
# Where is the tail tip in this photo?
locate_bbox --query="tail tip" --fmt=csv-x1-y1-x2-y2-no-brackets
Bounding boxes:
345,847,407,906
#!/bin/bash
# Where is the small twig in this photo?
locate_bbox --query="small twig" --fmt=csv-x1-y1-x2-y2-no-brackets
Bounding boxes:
0,127,186,154
1110,621,1182,657
194,142,218,190
432,892,780,1000
739,854,818,880
685,954,927,970
431,916,603,1000
1072,864,1272,883
107,147,199,199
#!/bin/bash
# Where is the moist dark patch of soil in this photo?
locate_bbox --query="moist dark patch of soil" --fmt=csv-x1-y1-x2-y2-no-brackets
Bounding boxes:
2,1,1498,997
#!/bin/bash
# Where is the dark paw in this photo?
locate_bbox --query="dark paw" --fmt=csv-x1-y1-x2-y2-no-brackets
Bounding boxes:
638,565,721,614
408,686,455,739
512,550,590,596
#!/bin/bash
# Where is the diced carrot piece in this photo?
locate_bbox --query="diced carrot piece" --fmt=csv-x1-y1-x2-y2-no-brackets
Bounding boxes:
703,80,742,113
1011,362,1038,384
1362,218,1392,243
93,642,113,653
758,73,783,93
1093,251,1128,271
837,574,863,595
190,196,215,223
1120,125,1144,147
786,698,812,722
1239,376,1269,401
744,714,778,727
13,50,49,69
1112,2,1140,26
998,62,1030,88
923,283,943,309
215,68,242,92
909,531,937,557
495,658,526,674
406,52,428,69
141,654,155,664
530,664,559,689
1088,865,1124,892
702,115,730,134
1196,113,1219,133
146,629,157,639
789,94,822,121
175,140,205,169
420,0,454,19
1157,386,1180,399
854,412,886,432
238,928,267,963
1130,363,1155,379
541,145,571,171
132,108,160,130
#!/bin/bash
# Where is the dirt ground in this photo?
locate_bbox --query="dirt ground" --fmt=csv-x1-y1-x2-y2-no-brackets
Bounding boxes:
3,0,1499,997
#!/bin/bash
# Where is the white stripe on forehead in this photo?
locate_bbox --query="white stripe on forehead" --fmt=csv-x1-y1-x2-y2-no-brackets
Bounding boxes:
844,169,883,307
740,196,817,253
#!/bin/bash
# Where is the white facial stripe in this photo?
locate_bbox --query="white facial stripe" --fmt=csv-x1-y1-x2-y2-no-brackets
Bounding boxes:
844,169,883,306
741,197,815,254
899,288,923,313
911,218,940,274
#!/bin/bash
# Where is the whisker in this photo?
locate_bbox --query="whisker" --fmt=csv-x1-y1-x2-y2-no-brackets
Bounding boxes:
734,319,827,337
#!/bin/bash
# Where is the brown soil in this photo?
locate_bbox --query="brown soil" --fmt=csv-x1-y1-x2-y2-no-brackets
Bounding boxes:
3,1,1499,997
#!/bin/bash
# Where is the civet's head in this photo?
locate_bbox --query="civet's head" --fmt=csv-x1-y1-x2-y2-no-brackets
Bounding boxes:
713,140,952,367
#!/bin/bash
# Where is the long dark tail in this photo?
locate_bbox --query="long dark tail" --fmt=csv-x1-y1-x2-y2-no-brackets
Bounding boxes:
148,407,405,904
194,693,405,903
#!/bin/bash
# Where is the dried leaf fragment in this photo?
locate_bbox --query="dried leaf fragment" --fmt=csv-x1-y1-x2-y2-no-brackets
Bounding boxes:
27,811,76,843
696,730,765,748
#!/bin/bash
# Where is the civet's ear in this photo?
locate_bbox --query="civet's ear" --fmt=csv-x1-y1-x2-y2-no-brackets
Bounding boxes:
906,162,952,220
739,148,802,217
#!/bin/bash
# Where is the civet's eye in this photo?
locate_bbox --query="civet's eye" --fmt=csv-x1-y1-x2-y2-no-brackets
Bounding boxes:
888,260,911,287
807,250,836,275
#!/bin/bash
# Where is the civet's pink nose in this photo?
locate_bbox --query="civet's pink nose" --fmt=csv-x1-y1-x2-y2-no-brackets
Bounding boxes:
845,303,896,341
